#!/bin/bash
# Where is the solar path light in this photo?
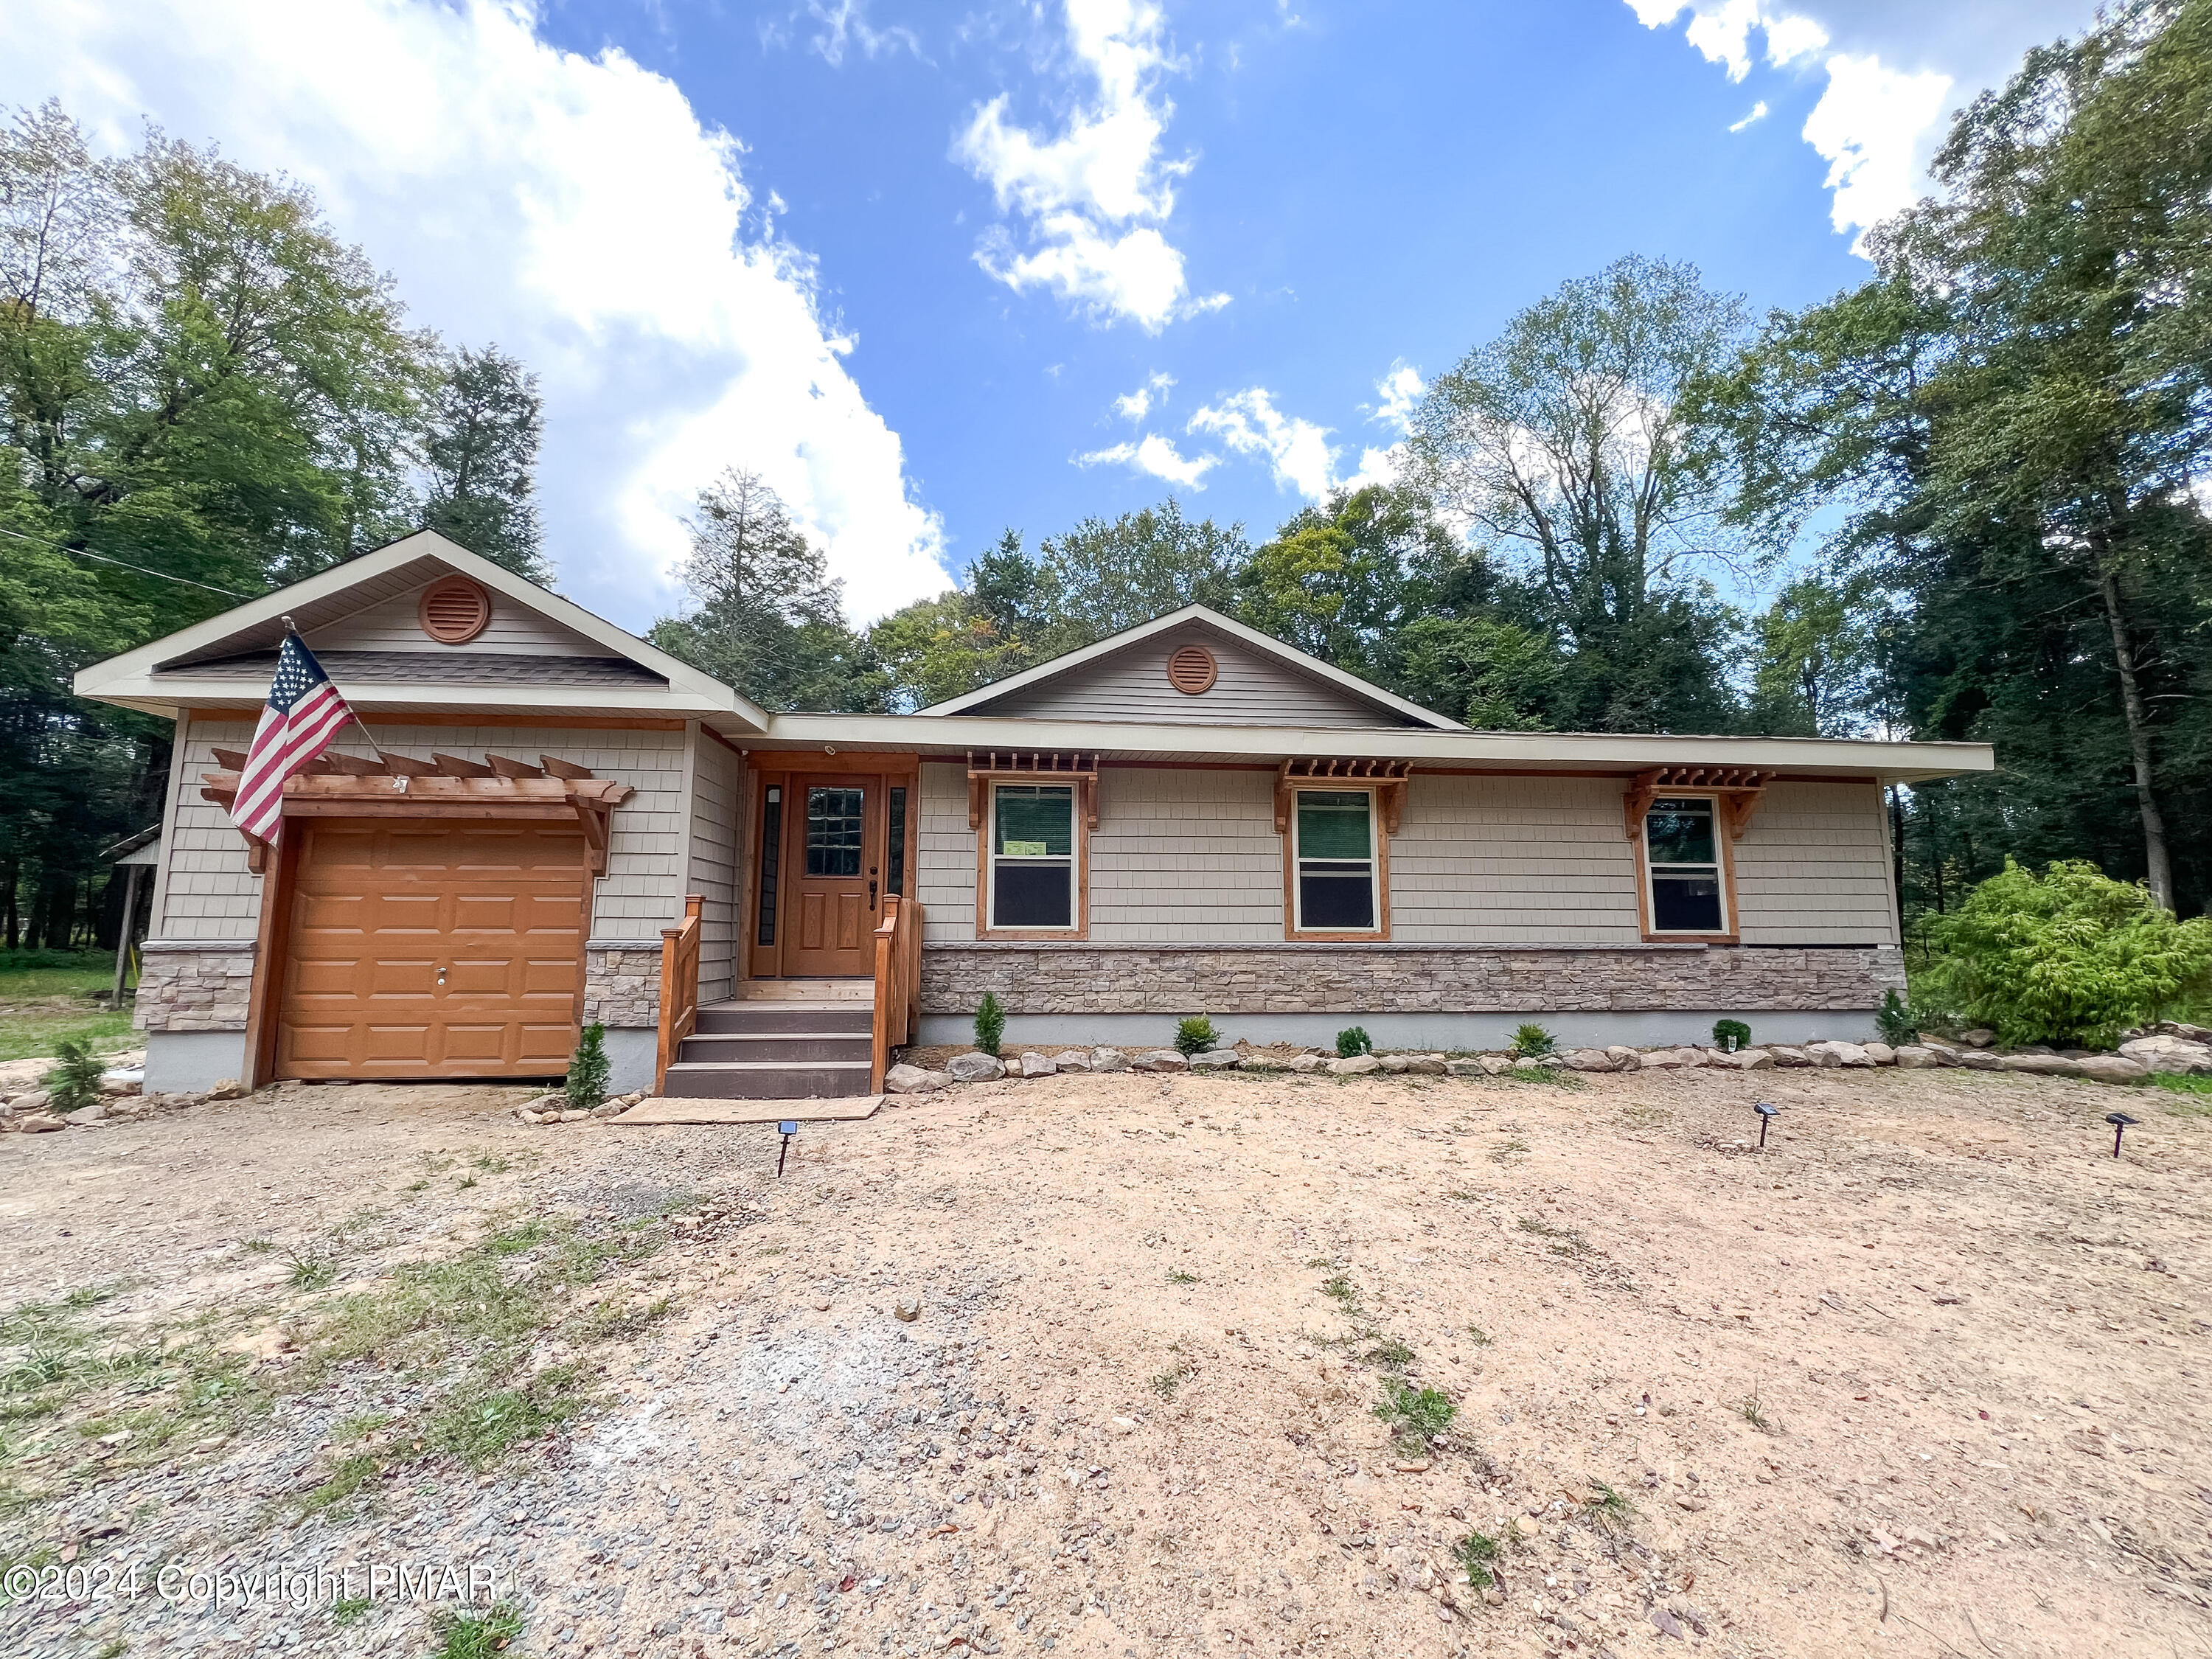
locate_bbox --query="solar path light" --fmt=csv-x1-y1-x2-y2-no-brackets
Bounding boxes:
1753,1101,1780,1150
778,1119,799,1177
2105,1111,2139,1159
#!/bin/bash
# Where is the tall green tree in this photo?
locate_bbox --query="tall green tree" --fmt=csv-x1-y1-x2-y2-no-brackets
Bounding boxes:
1706,0,2212,909
1034,498,1245,642
1402,254,1750,733
1743,571,1883,738
647,467,884,712
421,344,546,581
1234,486,1443,680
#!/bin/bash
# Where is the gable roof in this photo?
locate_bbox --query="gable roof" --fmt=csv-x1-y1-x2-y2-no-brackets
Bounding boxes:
74,531,768,730
915,605,1464,730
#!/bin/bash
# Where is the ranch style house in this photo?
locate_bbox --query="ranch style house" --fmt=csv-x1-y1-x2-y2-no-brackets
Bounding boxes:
75,532,1994,1099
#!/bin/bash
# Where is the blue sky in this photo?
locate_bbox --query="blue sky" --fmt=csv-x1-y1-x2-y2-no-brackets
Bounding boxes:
6,0,2098,630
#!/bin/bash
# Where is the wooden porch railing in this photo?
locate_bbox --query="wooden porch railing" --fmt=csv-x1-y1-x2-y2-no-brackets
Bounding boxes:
655,893,703,1096
871,894,924,1093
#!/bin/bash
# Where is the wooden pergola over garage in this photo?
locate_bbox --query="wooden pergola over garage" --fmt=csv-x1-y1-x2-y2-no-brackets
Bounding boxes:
199,754,635,1085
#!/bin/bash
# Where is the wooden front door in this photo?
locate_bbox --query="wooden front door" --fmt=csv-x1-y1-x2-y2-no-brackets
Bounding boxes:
782,776,878,977
274,818,587,1078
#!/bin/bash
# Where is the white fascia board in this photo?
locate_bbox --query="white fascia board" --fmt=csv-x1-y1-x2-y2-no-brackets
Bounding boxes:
93,679,736,720
72,531,768,731
914,603,1465,730
742,712,1995,782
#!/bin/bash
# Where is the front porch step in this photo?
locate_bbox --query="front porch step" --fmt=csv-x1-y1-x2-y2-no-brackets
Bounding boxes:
737,979,872,1002
677,1030,872,1065
694,1001,873,1036
658,1059,874,1100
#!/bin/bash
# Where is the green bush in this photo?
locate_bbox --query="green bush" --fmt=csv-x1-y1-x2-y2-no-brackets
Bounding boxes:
43,1040,105,1113
1923,859,2212,1048
973,992,1005,1058
1335,1026,1373,1057
565,1023,611,1110
1873,990,1918,1047
1711,1018,1752,1053
1175,1016,1219,1056
1509,1022,1556,1058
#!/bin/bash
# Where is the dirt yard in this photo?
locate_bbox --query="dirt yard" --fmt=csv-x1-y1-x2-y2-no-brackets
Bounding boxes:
1,1061,2207,1659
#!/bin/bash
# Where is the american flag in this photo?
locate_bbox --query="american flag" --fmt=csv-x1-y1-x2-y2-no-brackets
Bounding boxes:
230,633,356,846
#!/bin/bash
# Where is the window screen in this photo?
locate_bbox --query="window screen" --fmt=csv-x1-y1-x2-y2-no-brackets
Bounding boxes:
1294,790,1377,932
991,784,1074,929
1644,796,1725,932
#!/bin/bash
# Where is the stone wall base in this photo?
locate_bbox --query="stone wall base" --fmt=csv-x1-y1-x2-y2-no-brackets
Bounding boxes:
920,941,1905,1019
916,1009,1880,1050
136,941,257,1034
585,940,663,1029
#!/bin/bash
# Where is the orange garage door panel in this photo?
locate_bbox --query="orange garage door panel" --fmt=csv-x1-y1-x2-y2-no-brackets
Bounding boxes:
277,821,588,1079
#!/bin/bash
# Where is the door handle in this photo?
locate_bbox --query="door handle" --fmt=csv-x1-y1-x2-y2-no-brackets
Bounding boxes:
436,964,448,987
868,880,878,912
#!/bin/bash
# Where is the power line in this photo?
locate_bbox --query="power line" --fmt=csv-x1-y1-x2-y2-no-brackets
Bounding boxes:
0,524,256,598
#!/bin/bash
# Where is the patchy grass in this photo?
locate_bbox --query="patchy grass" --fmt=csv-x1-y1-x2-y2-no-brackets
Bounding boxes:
0,1010,133,1065
0,949,116,1001
2149,1073,2212,1114
285,1251,338,1290
425,1366,588,1468
1374,1380,1457,1455
1453,1527,1512,1587
1165,1267,1199,1286
1517,1216,1591,1258
1464,1324,1493,1348
1740,1386,1777,1432
1150,1358,1190,1401
1488,1136,1531,1164
431,1601,526,1659
1582,1481,1636,1532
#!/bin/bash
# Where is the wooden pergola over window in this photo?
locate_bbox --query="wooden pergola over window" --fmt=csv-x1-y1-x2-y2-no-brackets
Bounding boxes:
1622,765,1769,841
965,749,1100,830
198,750,635,874
1274,757,1413,834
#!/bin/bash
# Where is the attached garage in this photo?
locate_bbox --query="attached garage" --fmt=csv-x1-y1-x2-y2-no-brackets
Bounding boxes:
275,820,590,1079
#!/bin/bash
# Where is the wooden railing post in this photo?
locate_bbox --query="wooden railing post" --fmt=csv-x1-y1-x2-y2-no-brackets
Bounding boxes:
871,894,900,1093
655,893,703,1096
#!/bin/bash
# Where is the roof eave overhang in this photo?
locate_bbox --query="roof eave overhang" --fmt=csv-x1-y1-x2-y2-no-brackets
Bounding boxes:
97,679,740,721
722,712,1995,783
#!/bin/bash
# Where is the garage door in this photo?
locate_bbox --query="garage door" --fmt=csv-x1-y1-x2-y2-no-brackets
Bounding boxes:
276,819,588,1079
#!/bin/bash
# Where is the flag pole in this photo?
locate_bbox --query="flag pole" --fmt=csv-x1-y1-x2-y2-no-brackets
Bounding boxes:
281,613,392,767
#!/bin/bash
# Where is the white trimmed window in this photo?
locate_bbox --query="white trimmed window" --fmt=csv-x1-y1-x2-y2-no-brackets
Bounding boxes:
1292,789,1380,933
1643,796,1728,933
989,783,1077,930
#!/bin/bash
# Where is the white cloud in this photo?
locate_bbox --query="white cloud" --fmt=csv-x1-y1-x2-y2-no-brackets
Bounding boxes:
1188,389,1337,500
802,1,922,69
1113,369,1176,422
955,0,1225,330
1625,1,2096,247
1366,362,1424,434
1801,53,1951,238
2,0,950,626
1077,433,1217,488
1729,99,1770,131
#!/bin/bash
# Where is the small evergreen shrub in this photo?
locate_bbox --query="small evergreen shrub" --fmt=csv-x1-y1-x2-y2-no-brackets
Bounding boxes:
973,992,1006,1058
1335,1026,1373,1057
1509,1022,1557,1058
1175,1015,1219,1056
1924,859,2212,1048
564,1023,611,1110
1711,1018,1752,1053
44,1039,105,1113
1873,991,1917,1047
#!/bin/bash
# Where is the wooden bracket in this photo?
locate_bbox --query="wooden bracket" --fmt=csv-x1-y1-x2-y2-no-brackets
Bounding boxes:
966,750,1099,831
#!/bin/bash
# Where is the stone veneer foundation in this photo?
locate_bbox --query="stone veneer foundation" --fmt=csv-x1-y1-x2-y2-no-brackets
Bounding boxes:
920,941,1905,1018
583,940,664,1029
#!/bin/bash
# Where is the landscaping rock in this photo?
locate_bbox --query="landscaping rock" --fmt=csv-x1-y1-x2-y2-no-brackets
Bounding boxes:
207,1078,246,1100
2116,1034,2212,1075
1893,1046,1938,1068
1638,1048,1686,1068
18,1113,66,1134
1957,1029,1997,1048
1327,1054,1380,1077
1288,1054,1325,1074
1406,1054,1449,1075
1444,1059,1485,1078
1997,1053,2084,1077
2074,1054,2149,1083
1018,1052,1059,1079
1807,1040,1874,1068
1921,1040,1961,1065
99,1068,144,1095
1725,1047,1776,1071
1559,1048,1618,1072
1863,1042,1897,1065
1378,1054,1411,1074
1958,1049,2003,1071
893,1297,922,1323
1189,1049,1242,1070
10,1090,48,1113
1089,1048,1130,1073
69,1101,110,1125
885,1063,951,1094
1478,1055,1516,1075
2155,1020,2212,1042
591,1100,627,1118
1768,1046,1812,1067
1051,1050,1091,1072
947,1051,1006,1082
1605,1046,1642,1070
1133,1049,1189,1072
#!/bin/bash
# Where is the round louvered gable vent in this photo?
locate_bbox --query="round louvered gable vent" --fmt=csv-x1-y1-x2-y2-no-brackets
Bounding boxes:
1166,642,1217,695
418,575,491,644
